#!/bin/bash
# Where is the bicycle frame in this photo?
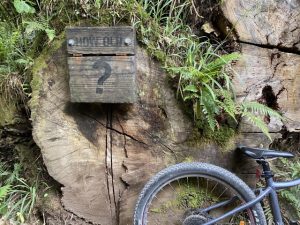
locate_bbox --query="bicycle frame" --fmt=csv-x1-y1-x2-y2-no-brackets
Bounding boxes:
202,160,300,225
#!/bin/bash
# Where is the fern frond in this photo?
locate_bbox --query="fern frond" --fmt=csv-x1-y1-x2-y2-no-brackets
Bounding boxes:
291,161,300,178
263,204,274,224
0,185,11,203
201,90,218,130
204,52,241,74
216,90,237,119
280,188,300,217
6,164,21,185
0,163,10,178
242,102,283,119
242,111,272,140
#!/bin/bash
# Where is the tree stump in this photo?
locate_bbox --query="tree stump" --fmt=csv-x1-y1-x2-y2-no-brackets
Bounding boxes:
30,2,300,219
31,39,243,224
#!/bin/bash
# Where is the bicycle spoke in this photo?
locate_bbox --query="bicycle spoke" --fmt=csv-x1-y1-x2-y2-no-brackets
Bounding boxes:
217,187,228,200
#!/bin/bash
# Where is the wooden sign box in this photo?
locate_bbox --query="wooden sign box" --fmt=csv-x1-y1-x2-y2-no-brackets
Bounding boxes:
66,26,136,103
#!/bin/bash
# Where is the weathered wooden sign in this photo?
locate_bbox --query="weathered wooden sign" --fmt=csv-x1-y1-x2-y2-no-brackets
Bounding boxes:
66,26,136,103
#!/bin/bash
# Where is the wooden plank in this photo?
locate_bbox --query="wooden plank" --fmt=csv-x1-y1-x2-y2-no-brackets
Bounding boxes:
68,56,136,103
66,26,135,55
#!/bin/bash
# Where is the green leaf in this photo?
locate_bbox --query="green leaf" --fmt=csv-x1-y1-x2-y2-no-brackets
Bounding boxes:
183,93,200,101
24,21,55,41
24,21,44,34
242,102,283,119
13,0,35,14
201,89,218,130
242,111,272,141
205,52,240,73
95,0,102,8
202,83,216,100
45,29,55,41
0,185,11,203
15,59,29,65
183,84,198,93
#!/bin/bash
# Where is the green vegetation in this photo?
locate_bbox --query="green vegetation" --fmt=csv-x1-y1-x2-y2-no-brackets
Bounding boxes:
260,156,300,222
131,0,282,141
0,162,37,223
0,95,18,126
150,182,216,213
0,0,294,223
277,159,300,219
176,184,216,209
0,0,283,142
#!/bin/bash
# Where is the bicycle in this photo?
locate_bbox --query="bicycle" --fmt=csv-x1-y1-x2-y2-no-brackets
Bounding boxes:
134,146,300,225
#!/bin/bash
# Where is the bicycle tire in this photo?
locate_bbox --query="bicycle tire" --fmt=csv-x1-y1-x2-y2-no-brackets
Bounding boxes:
134,162,267,225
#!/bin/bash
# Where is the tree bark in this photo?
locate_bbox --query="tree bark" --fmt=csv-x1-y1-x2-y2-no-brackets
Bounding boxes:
221,0,300,51
232,43,300,132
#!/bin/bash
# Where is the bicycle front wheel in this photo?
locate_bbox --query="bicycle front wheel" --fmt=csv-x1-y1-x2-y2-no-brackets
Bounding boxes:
134,162,266,225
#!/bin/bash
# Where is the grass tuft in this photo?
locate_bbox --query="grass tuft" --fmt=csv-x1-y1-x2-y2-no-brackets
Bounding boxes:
0,162,38,223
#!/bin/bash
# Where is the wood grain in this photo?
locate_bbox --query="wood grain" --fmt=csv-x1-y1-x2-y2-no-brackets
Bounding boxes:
221,0,300,50
232,43,300,132
68,56,136,103
32,42,249,224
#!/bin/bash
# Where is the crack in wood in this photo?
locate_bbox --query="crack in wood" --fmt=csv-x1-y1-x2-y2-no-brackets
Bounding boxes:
47,148,85,162
276,86,287,99
104,108,112,217
108,106,119,225
237,40,300,55
110,127,147,146
116,115,129,158
143,130,178,160
37,109,78,134
79,112,147,146
241,131,281,134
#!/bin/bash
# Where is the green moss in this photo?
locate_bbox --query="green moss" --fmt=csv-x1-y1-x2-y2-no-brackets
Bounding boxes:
29,35,65,121
176,185,215,209
150,183,217,214
181,123,237,152
0,95,18,126
149,48,167,63
202,125,237,149
182,156,194,162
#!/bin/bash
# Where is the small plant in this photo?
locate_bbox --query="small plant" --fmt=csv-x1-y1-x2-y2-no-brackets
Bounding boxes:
277,159,300,219
176,184,214,209
12,0,55,42
133,0,282,141
0,162,38,223
0,0,55,113
167,43,282,140
167,46,240,130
